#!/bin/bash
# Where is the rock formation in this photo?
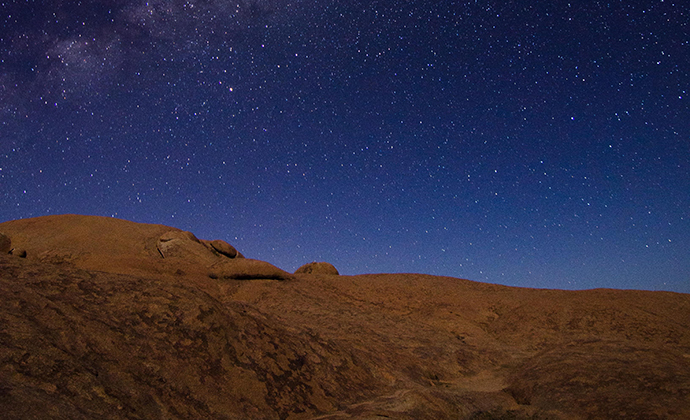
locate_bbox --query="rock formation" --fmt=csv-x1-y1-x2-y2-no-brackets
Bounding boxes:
202,239,243,258
0,254,375,420
156,229,207,259
295,261,340,275
0,232,26,257
0,214,259,280
1,214,689,420
210,259,294,281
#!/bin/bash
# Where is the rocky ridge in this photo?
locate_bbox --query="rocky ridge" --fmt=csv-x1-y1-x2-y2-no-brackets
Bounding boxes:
1,214,689,419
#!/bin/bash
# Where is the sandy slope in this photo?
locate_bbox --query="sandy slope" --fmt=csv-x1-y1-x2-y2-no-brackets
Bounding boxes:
1,215,689,419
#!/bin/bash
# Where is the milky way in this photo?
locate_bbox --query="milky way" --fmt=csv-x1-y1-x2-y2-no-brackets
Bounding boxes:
1,0,689,292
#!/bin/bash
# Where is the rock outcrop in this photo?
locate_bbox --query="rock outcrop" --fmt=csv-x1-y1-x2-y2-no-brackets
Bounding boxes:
201,239,243,258
210,259,294,281
0,232,24,257
0,215,275,280
156,230,207,259
2,214,690,420
295,261,340,275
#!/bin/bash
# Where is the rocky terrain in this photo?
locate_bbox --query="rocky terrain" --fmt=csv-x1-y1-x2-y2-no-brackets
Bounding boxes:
1,214,689,419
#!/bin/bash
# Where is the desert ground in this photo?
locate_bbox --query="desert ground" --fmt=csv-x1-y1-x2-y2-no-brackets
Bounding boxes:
1,214,689,419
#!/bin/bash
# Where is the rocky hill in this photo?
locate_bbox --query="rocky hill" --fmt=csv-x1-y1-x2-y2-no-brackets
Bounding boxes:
1,214,689,419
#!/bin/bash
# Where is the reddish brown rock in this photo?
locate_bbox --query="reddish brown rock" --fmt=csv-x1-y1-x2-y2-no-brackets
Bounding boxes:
202,239,240,258
295,261,340,275
209,258,294,280
156,230,202,257
1,214,689,420
0,254,377,420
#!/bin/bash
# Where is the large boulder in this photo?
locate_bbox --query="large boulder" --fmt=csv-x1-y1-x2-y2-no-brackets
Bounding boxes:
295,262,340,275
209,259,294,281
156,230,206,259
0,232,10,254
201,239,243,259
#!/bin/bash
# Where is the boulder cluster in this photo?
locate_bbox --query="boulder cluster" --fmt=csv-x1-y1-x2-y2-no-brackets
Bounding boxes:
1,216,338,282
153,230,340,280
155,229,293,281
156,230,245,260
0,232,27,258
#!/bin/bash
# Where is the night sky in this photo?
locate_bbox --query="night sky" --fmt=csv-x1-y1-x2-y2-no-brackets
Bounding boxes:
1,0,689,292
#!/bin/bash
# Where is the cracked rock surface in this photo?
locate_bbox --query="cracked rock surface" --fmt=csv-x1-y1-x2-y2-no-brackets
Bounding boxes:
1,214,689,419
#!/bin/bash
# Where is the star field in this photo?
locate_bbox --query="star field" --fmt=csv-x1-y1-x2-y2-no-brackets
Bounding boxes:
1,0,689,292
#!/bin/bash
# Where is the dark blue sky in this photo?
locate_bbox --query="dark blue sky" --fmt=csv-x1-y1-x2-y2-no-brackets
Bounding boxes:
1,0,689,292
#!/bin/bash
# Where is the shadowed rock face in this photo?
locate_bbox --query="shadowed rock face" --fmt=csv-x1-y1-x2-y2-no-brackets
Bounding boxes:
0,232,11,253
1,214,690,420
1,231,27,257
9,248,26,258
210,259,294,281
